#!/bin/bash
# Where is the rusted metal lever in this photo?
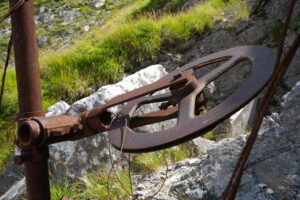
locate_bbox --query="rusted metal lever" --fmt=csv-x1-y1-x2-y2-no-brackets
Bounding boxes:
109,46,276,153
16,67,195,148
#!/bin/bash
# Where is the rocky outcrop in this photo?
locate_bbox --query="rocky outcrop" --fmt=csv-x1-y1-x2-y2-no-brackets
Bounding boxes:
132,81,300,200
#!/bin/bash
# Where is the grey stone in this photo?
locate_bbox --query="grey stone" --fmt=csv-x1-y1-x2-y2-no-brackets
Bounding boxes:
95,0,105,8
239,19,267,44
0,154,23,196
175,38,197,53
39,6,45,14
0,178,25,200
191,137,215,154
236,19,250,34
266,189,274,194
46,100,70,117
83,25,90,32
182,0,204,10
214,99,258,138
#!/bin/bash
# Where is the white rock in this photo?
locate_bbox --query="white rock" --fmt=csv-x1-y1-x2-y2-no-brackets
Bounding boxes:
45,100,70,117
258,183,267,188
39,6,45,13
266,188,274,194
83,25,90,32
95,2,105,8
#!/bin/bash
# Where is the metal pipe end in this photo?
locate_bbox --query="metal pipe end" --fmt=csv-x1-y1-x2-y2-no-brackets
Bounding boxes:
18,120,42,147
86,109,112,133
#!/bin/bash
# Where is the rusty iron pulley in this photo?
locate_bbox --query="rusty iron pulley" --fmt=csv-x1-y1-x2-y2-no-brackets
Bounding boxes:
108,45,276,152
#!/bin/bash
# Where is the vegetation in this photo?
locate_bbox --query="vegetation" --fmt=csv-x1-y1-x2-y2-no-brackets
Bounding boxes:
42,0,246,100
49,169,132,200
49,142,197,199
50,178,78,200
201,129,214,140
271,16,300,45
271,20,284,45
0,123,16,170
134,143,199,172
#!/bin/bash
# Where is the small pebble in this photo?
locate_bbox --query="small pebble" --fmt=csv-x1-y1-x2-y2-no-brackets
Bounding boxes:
266,188,274,194
258,183,267,188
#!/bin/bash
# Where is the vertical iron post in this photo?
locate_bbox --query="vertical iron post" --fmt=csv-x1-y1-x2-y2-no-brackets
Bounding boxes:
9,0,51,199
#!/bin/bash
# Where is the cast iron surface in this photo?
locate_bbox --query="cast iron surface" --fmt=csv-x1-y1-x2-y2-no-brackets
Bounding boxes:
9,0,51,199
108,46,276,153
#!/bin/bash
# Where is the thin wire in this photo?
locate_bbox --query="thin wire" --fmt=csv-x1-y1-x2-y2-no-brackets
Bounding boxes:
0,0,25,23
106,117,128,200
107,141,132,197
128,153,133,195
0,36,12,113
107,112,133,198
0,0,25,114
147,159,168,200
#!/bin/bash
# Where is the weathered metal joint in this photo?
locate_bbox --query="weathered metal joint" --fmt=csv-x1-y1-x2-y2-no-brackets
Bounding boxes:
18,118,42,147
16,109,114,148
17,115,83,147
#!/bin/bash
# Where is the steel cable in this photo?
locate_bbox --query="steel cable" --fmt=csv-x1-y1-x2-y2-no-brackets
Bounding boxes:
222,0,299,199
0,0,25,114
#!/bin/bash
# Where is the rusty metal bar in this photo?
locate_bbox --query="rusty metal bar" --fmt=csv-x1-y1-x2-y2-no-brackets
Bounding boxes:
9,0,51,199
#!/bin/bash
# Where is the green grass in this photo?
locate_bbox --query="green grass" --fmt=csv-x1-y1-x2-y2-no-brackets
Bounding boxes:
50,178,78,200
201,129,214,140
0,123,16,170
49,142,197,199
50,169,132,200
41,0,246,100
131,0,184,16
133,143,199,172
0,70,18,171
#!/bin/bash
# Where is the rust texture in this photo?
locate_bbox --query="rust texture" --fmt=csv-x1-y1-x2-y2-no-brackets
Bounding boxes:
9,0,50,199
